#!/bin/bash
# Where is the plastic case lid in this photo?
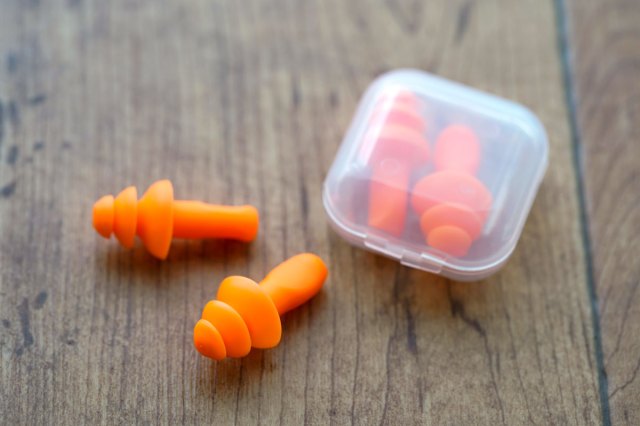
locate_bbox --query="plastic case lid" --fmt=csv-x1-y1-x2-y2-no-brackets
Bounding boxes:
323,70,549,281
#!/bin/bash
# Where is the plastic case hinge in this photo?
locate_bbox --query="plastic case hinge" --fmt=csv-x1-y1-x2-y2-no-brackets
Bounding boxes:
402,252,442,274
364,237,402,260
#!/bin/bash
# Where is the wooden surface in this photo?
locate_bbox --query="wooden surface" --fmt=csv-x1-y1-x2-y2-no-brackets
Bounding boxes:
0,0,636,424
566,0,640,423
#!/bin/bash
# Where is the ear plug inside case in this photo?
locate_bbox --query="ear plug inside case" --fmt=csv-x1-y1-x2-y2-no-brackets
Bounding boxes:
323,70,549,281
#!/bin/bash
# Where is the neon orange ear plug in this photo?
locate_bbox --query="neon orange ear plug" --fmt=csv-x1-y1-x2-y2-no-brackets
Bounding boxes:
367,92,429,236
412,125,491,257
194,253,328,360
93,179,259,259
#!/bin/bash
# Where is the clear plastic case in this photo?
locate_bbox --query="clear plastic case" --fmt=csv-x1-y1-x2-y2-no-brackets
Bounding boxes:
323,70,549,281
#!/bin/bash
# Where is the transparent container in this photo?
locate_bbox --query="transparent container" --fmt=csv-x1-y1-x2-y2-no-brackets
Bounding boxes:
323,70,549,281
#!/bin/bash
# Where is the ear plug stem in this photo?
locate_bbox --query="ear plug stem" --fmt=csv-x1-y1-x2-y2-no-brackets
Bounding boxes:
258,252,327,315
172,201,257,241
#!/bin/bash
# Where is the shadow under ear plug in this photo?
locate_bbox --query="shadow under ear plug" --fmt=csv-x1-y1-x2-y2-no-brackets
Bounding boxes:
92,179,259,259
366,92,429,236
194,253,328,360
412,125,492,257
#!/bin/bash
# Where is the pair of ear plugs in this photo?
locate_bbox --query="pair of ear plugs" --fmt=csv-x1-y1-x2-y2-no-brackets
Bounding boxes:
92,180,328,360
366,93,492,257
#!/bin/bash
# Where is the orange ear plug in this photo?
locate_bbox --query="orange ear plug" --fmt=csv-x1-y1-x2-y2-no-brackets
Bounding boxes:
193,253,328,360
367,92,429,236
92,179,259,259
412,125,491,257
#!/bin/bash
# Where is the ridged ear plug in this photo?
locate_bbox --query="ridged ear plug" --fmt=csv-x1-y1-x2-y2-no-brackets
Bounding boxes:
366,92,429,236
412,125,492,257
194,253,328,360
92,179,259,259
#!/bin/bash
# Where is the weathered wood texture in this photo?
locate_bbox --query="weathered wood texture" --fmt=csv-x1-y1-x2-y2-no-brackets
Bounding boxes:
0,0,606,424
566,0,640,423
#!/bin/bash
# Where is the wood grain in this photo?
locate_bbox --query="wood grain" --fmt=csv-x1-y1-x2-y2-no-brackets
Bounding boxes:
0,0,602,424
566,0,640,423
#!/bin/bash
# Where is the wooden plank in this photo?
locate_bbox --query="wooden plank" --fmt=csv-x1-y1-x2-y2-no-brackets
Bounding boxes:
565,0,640,423
0,0,601,423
